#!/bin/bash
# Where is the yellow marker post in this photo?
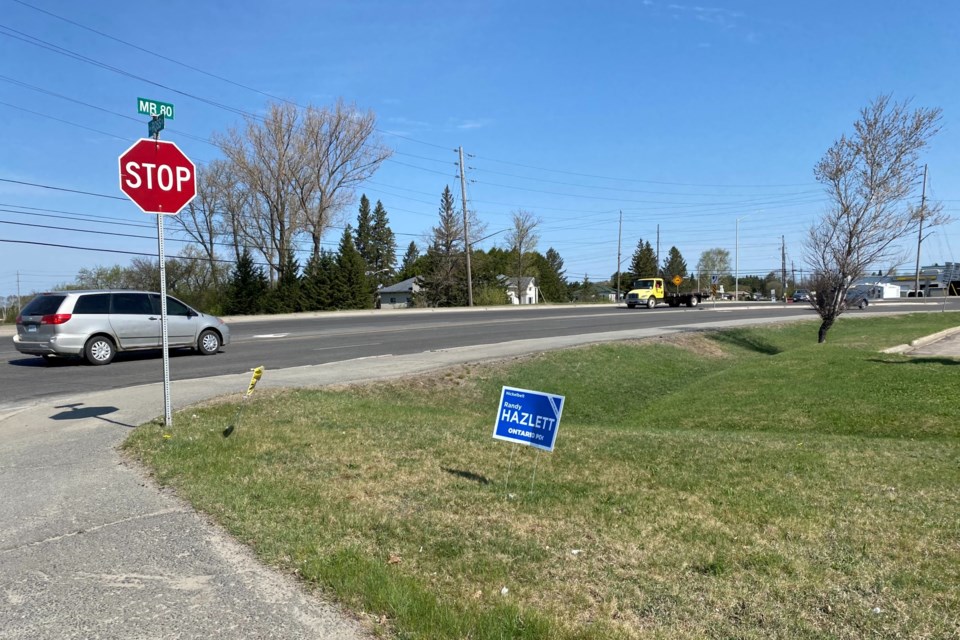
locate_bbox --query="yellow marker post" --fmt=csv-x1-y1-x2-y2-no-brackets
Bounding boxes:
246,366,264,397
223,366,265,438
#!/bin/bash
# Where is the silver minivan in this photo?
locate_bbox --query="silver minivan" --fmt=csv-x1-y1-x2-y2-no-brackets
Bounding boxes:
13,290,230,365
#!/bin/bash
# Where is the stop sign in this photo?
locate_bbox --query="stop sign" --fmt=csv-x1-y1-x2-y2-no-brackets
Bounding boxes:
118,138,196,214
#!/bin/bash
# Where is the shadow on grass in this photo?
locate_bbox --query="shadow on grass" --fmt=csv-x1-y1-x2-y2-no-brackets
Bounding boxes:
707,329,782,355
867,357,960,366
441,467,491,485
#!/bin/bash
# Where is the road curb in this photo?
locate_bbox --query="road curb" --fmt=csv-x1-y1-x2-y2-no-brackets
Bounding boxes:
881,325,960,354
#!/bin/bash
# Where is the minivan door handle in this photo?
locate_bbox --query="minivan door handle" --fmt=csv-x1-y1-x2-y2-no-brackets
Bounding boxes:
148,316,159,320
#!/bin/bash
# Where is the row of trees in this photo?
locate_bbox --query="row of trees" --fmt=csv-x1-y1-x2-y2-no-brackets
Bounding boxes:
399,186,569,306
42,183,572,315
221,181,574,312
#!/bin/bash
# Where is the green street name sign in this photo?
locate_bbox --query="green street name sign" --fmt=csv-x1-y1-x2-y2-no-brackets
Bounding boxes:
137,97,175,120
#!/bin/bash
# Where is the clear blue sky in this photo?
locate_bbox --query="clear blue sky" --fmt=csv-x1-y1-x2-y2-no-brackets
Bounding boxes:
2,0,958,300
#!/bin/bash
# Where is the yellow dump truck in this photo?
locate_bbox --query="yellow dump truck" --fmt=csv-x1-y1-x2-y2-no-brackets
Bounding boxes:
625,278,703,309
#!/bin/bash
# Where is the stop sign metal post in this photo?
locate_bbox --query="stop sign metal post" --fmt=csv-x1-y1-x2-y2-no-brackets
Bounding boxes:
119,138,197,427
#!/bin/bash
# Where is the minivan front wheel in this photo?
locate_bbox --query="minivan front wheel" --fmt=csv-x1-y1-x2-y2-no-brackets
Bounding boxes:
197,330,221,356
84,336,115,366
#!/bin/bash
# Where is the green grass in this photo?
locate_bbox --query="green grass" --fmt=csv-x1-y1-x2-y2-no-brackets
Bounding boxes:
124,313,960,639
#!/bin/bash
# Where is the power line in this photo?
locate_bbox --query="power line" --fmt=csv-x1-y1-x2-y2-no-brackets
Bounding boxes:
0,178,126,200
0,202,153,226
6,4,825,190
0,23,256,118
0,100,131,141
0,76,217,146
470,163,822,198
470,154,818,189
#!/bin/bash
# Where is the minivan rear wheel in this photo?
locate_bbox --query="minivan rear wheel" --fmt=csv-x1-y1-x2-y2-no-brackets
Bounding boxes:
197,329,220,355
84,336,115,366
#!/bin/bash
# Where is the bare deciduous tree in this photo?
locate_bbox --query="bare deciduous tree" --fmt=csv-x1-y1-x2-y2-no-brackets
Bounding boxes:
506,209,541,289
805,95,943,343
296,100,392,259
214,100,390,282
216,103,304,282
171,160,234,285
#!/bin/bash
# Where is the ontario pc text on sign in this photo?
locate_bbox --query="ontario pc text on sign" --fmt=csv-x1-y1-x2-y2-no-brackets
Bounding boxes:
492,386,565,452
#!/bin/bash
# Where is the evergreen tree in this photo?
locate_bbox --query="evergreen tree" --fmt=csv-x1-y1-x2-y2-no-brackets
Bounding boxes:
397,241,421,281
421,186,465,306
662,246,688,286
577,275,598,302
483,246,513,280
536,247,569,302
608,270,634,296
370,199,397,286
267,248,303,313
224,249,269,314
354,194,374,269
629,239,658,279
333,226,371,309
302,250,337,310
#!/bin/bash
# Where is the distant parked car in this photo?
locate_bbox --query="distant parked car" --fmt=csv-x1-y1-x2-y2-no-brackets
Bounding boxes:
13,290,230,365
844,289,870,310
792,289,810,303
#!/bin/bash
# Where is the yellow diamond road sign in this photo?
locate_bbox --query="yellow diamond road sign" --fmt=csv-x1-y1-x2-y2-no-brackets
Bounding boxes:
672,275,683,286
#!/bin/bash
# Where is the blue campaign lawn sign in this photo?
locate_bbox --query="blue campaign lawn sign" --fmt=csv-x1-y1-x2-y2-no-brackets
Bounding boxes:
492,386,565,452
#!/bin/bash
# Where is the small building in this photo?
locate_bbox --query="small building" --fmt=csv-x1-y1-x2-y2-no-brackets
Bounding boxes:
503,276,538,305
377,277,421,309
864,263,960,297
594,285,618,303
866,283,901,300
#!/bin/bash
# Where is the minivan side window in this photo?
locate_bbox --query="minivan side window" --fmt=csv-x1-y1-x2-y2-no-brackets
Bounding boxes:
166,297,192,316
148,295,191,316
20,295,67,316
73,293,111,314
112,293,153,315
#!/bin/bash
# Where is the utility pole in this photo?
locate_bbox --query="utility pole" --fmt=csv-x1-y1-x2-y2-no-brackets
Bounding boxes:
656,224,660,276
616,210,622,303
791,261,796,289
913,164,928,298
458,146,473,306
781,235,786,301
16,270,21,312
735,216,746,301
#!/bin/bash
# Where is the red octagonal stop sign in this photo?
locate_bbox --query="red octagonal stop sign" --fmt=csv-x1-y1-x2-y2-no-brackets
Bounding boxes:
118,138,196,215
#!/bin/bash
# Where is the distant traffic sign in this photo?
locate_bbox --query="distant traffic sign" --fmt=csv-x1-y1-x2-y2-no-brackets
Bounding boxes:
148,114,165,138
493,386,565,452
119,139,196,214
672,275,683,286
138,97,175,120
711,273,720,285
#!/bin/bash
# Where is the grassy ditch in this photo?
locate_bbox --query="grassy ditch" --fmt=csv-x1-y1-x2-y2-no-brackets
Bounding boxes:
124,313,960,639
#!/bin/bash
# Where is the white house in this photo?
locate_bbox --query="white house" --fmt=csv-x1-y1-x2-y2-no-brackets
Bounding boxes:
503,276,538,305
377,277,421,309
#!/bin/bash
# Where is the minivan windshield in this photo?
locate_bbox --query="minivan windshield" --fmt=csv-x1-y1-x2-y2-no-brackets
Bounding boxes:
20,295,66,316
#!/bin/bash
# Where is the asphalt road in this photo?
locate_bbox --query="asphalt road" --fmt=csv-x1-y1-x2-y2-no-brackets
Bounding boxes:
0,300,947,411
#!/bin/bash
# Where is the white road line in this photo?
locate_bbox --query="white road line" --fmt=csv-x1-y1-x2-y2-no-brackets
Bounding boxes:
252,333,290,338
313,343,380,351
